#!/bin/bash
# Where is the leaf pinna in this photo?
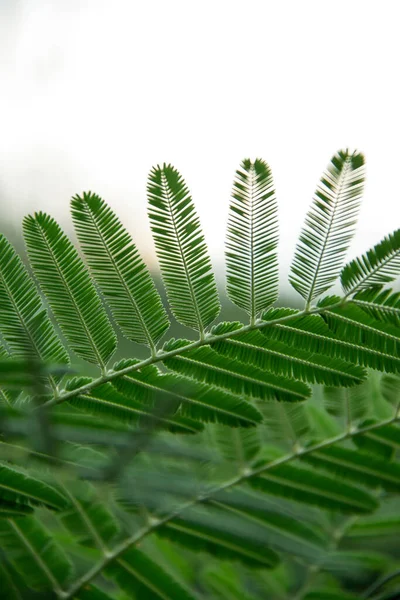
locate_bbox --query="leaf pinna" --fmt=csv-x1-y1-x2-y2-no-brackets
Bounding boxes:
226,158,278,323
23,213,116,369
71,192,169,353
147,164,220,336
290,150,365,307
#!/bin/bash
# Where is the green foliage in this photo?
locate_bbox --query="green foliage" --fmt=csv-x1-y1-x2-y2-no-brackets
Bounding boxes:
0,150,399,599
226,158,278,321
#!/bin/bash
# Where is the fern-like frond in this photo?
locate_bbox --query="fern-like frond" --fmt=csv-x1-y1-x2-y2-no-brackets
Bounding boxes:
112,364,263,428
324,382,370,425
261,306,400,374
0,515,73,592
212,424,261,465
381,373,400,406
251,451,378,514
206,496,327,562
318,296,400,373
0,500,33,517
211,322,366,387
106,548,197,600
0,235,69,388
351,286,400,326
0,463,67,510
163,339,310,402
353,422,400,459
64,378,204,435
0,560,28,600
159,505,280,569
226,158,278,322
23,213,116,368
303,589,359,600
302,445,400,492
71,192,169,351
60,481,120,550
147,164,220,334
341,229,400,295
75,585,116,600
260,401,310,446
290,150,365,305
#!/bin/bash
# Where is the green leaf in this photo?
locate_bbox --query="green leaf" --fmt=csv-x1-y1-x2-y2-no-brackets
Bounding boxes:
261,306,400,375
75,585,117,600
381,373,400,406
323,382,370,424
261,401,310,445
71,192,169,350
251,451,378,514
0,515,73,591
351,286,400,326
290,150,365,304
159,504,280,569
226,158,278,321
0,463,67,510
0,561,25,600
0,359,37,391
113,364,263,428
341,229,400,295
208,488,327,560
60,481,120,549
303,589,359,600
353,421,400,459
163,339,310,402
301,445,400,492
107,547,197,600
0,500,33,518
65,378,204,435
318,296,400,373
320,550,387,586
0,235,69,386
147,164,220,334
23,213,116,368
212,424,261,465
211,322,366,387
347,515,400,539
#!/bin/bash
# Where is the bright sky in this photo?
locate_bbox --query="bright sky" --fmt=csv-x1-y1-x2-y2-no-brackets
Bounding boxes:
1,0,399,295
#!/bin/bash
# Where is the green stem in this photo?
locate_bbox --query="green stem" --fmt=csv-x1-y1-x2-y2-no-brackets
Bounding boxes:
39,298,345,411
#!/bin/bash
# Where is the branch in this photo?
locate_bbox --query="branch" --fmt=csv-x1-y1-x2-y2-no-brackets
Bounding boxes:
39,298,346,411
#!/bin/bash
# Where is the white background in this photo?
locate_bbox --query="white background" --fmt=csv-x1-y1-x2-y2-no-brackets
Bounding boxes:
1,0,399,294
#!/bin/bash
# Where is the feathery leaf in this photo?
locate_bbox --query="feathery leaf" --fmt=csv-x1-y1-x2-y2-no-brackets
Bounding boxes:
163,339,310,402
0,516,73,591
112,363,263,428
226,158,278,321
211,322,366,387
351,286,400,326
107,548,197,600
147,164,220,334
71,192,169,350
23,213,116,368
341,229,400,295
0,235,68,387
251,451,378,514
65,377,204,435
290,150,365,305
159,505,280,569
0,463,67,510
